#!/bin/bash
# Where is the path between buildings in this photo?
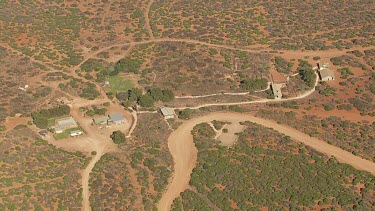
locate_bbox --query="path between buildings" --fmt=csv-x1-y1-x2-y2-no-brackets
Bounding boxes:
173,72,318,110
69,98,125,211
157,112,375,211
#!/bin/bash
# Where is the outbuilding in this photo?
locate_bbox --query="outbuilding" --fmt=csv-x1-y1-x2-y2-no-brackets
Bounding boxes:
53,116,78,134
318,68,335,81
271,83,283,99
318,62,335,81
160,107,175,119
109,113,126,125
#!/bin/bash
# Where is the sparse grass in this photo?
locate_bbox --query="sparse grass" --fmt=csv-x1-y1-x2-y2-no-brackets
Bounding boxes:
47,118,56,127
105,75,134,93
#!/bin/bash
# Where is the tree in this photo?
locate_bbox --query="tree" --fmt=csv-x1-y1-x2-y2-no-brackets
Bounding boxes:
148,87,163,101
300,69,316,87
147,87,175,102
110,131,126,144
31,112,48,129
114,57,143,74
298,60,316,87
128,88,143,102
275,56,292,74
116,92,129,102
138,95,154,107
178,109,192,119
161,89,175,102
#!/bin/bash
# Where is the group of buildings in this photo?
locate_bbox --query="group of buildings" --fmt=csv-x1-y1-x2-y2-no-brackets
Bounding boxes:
39,116,83,138
270,62,335,99
38,61,335,139
39,112,127,139
93,113,126,126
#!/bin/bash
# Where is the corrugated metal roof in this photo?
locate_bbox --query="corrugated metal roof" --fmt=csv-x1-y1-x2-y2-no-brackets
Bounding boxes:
57,117,77,127
319,68,335,79
161,107,174,116
109,113,125,122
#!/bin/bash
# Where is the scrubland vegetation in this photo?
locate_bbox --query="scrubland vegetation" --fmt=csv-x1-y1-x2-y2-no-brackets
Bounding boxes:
89,155,135,210
172,122,375,210
0,128,89,210
0,48,54,124
150,0,374,50
257,109,375,162
89,113,172,210
113,42,271,95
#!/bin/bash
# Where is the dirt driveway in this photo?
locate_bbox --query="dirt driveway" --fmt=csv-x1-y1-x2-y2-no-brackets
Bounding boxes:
157,112,375,211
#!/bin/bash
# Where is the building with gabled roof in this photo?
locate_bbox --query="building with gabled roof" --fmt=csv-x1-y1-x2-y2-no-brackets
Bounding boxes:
318,68,335,81
53,117,78,133
317,62,334,81
109,113,126,124
160,107,175,119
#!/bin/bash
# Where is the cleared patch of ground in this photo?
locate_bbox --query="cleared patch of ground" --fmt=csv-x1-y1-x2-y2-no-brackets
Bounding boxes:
217,122,246,147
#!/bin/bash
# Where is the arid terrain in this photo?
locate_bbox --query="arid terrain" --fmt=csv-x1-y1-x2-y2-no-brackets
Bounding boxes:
0,0,374,210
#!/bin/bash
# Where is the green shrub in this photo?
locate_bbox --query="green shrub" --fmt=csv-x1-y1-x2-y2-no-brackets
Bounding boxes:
110,131,126,144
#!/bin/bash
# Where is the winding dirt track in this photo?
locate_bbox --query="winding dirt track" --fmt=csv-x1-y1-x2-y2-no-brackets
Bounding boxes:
157,112,375,211
82,147,104,211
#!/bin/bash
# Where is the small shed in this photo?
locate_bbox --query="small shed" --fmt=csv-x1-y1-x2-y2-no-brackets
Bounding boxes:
317,62,334,81
319,68,335,81
70,130,83,137
109,113,126,125
160,107,175,119
93,116,108,125
271,83,283,99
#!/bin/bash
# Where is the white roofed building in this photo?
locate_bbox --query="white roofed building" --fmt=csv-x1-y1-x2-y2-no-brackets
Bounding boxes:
317,62,334,81
271,83,283,100
160,107,175,119
53,117,78,133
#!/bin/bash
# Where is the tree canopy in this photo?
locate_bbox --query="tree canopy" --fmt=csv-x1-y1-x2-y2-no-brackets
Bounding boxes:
110,131,126,144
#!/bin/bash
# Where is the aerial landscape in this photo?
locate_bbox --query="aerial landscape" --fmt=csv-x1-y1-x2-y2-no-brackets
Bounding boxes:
0,0,375,210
